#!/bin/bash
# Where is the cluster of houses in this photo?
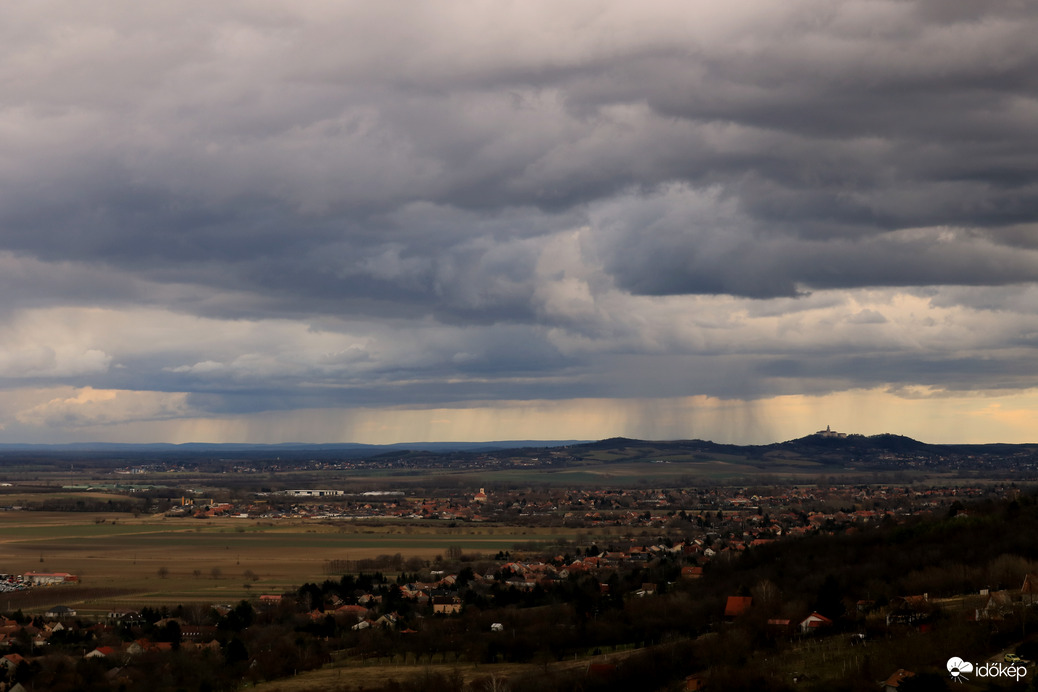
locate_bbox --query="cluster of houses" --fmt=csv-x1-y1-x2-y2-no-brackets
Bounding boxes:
144,481,1014,540
718,570,1038,649
0,614,74,650
0,606,255,683
722,595,837,637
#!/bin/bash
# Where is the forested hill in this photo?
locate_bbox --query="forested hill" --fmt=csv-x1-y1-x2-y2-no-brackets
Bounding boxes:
563,432,1038,473
578,432,948,456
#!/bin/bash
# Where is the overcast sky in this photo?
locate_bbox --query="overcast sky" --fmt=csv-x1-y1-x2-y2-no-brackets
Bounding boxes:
3,0,1038,445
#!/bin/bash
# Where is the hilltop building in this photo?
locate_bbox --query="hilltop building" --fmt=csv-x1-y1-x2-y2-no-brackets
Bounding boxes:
815,425,847,439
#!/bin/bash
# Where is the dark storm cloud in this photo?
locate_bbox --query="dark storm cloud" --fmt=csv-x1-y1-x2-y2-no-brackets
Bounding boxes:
757,352,1038,394
4,0,1038,431
3,0,1036,313
600,207,1038,298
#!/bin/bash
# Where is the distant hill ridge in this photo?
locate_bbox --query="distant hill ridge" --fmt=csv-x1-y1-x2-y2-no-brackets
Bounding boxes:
0,430,1033,460
574,431,934,452
570,430,1038,460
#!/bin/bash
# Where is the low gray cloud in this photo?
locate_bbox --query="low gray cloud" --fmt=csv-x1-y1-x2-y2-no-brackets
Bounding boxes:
2,0,1038,434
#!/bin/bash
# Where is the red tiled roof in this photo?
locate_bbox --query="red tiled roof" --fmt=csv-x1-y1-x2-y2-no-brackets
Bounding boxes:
725,596,752,617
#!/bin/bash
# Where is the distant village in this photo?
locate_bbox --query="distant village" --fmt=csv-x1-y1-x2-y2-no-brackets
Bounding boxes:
1,480,1023,634
150,480,1010,530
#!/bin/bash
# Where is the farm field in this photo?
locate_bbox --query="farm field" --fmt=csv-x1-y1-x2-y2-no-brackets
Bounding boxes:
0,511,615,616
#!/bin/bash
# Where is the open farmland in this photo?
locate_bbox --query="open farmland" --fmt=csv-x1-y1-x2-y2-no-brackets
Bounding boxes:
0,511,615,615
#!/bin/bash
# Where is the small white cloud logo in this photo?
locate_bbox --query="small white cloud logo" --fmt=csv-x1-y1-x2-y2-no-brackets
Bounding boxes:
947,657,973,681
